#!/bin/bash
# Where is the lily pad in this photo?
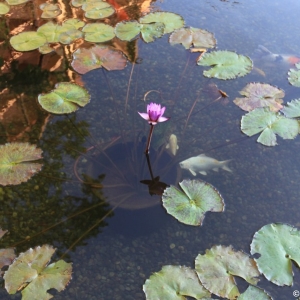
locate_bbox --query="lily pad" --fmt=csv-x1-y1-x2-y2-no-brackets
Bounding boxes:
237,286,272,300
195,245,260,299
250,223,300,286
39,44,54,54
288,63,300,87
71,0,85,7
197,50,253,80
38,82,90,114
10,32,47,52
82,0,115,19
59,28,83,44
4,245,72,299
115,21,141,41
71,45,127,74
141,22,165,43
0,2,10,15
162,179,224,226
0,229,16,276
233,83,284,112
40,3,61,19
281,99,300,118
82,23,115,43
6,0,29,5
241,107,299,146
170,27,216,50
143,265,211,300
0,143,43,186
139,12,184,34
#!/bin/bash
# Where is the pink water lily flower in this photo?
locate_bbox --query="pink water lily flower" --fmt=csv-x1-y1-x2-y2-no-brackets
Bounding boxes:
138,102,169,125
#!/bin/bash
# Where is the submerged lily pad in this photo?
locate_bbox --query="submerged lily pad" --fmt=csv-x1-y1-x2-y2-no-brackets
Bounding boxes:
281,99,300,118
141,22,165,43
38,82,90,114
251,223,300,286
4,245,72,299
237,286,272,300
139,12,184,34
0,143,43,186
241,107,299,146
82,23,115,43
115,21,141,41
143,265,211,300
162,179,224,226
234,83,284,112
0,2,10,15
71,45,127,74
197,50,253,80
170,27,216,49
288,63,300,87
0,229,15,276
82,0,115,19
195,245,259,299
40,3,61,19
10,32,47,51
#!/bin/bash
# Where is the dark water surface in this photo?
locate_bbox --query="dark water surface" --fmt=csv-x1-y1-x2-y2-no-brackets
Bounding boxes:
1,0,300,299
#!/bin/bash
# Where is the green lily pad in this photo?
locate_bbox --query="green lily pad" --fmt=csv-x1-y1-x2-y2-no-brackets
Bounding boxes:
169,27,216,49
4,245,72,299
288,63,300,87
38,82,90,114
197,50,253,80
82,23,115,43
139,12,184,34
241,107,299,146
281,99,300,118
237,286,272,300
162,179,224,226
40,3,61,19
63,18,85,29
10,31,47,51
39,44,54,54
37,21,61,43
115,21,141,41
71,45,127,74
234,83,284,112
82,0,115,19
143,265,211,300
0,143,43,186
71,0,85,7
0,2,10,15
59,28,83,44
141,22,165,43
6,0,29,5
250,223,300,286
195,245,260,299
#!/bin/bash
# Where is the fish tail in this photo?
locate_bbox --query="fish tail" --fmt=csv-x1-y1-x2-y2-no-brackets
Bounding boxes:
221,160,232,172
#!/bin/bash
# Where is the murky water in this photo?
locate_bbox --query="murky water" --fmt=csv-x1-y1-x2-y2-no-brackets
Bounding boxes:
1,0,300,299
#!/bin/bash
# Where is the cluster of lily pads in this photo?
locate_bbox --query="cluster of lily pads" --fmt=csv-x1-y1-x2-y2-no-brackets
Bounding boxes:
143,222,300,299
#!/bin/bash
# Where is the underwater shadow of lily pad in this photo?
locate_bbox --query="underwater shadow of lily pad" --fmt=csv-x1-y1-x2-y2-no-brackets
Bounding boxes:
0,143,43,186
162,179,224,226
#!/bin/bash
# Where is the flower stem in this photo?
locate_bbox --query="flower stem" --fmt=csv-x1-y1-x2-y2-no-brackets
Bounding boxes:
145,124,154,154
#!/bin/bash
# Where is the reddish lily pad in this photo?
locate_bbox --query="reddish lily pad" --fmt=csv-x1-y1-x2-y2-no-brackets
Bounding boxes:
71,45,127,74
0,143,43,186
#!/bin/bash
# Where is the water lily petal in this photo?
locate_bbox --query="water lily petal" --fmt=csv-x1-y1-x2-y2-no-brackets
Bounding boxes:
138,112,150,120
158,116,169,122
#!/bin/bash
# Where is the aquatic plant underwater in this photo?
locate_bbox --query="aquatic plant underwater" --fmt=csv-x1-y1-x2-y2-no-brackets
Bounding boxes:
1,0,300,299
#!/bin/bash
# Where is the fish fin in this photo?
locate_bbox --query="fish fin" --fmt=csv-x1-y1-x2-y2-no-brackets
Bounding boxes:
165,143,170,149
212,168,219,172
221,159,233,172
189,169,197,176
199,171,207,175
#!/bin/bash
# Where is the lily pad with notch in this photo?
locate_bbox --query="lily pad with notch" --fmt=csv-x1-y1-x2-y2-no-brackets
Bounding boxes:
250,223,300,286
241,107,299,146
143,265,211,300
162,179,224,226
38,82,90,114
82,0,115,19
140,22,165,43
40,3,61,19
288,63,300,87
195,245,260,299
82,23,115,43
197,50,253,80
115,20,141,41
10,31,47,52
0,142,43,186
233,82,284,112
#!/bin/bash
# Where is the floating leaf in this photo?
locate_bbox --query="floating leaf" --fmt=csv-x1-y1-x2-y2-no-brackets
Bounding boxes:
82,0,115,19
10,32,47,52
82,23,115,43
37,21,61,43
197,50,253,80
288,63,300,87
139,12,184,34
141,22,165,43
38,82,90,114
6,0,29,5
0,143,43,186
0,229,16,276
39,44,54,54
0,2,10,15
59,28,83,44
71,45,127,74
4,245,72,299
195,245,259,299
71,0,85,7
281,99,300,118
162,179,224,226
40,3,61,19
251,223,300,286
241,107,299,146
233,83,284,112
143,265,211,300
170,27,216,50
237,286,272,300
115,21,141,41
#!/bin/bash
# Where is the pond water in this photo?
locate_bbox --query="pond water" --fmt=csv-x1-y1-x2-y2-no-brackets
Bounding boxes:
1,0,300,299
